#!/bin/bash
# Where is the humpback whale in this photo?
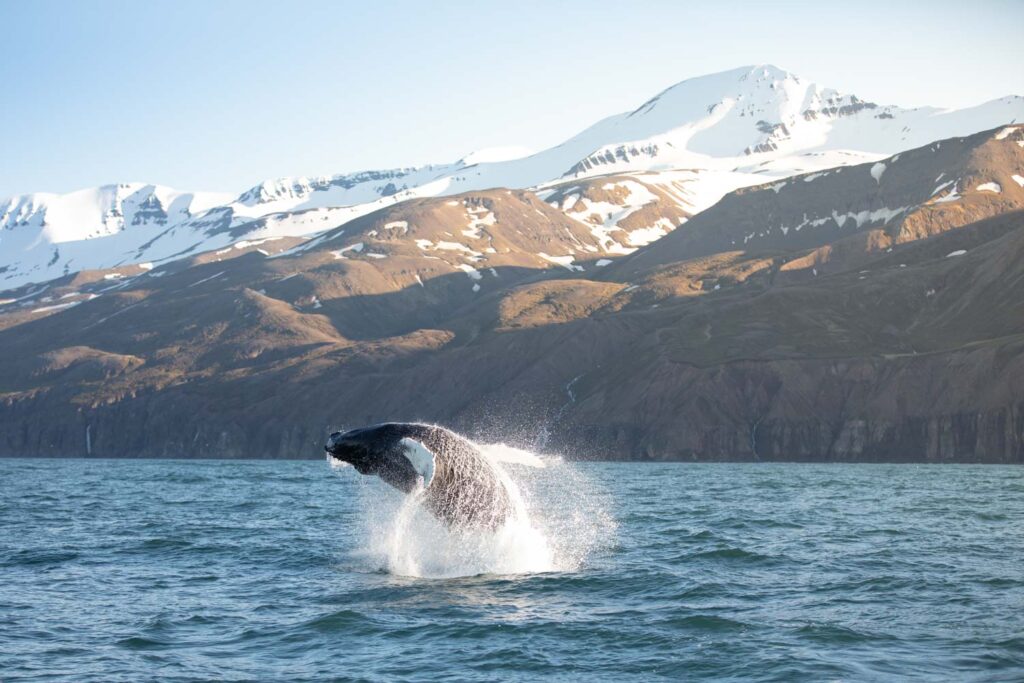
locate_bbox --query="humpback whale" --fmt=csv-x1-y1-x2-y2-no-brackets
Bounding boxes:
325,423,514,530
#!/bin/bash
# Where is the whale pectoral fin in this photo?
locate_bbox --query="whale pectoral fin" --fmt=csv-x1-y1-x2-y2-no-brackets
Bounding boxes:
399,438,436,488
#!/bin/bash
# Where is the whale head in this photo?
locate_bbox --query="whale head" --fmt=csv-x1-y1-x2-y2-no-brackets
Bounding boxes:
325,423,436,493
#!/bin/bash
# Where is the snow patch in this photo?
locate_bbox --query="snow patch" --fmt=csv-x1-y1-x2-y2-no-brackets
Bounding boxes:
976,182,1001,193
32,301,81,313
462,205,497,239
1012,174,1024,188
457,264,483,280
560,180,668,254
995,126,1022,140
625,219,675,247
774,206,908,237
189,270,226,287
870,162,886,184
931,179,955,197
946,249,967,257
435,241,483,256
538,253,584,272
331,242,365,259
595,259,613,267
933,184,961,203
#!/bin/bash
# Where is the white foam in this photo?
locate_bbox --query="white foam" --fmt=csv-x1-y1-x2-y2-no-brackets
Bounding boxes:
340,440,613,578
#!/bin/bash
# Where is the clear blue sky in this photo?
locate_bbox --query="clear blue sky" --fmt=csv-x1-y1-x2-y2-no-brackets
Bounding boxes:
1,0,1022,198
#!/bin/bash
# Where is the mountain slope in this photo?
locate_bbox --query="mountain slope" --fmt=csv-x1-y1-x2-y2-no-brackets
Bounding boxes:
1,128,1023,461
615,124,1024,276
3,65,1022,290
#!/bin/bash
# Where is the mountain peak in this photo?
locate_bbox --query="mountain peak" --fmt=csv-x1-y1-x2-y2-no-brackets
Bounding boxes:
738,63,795,80
637,64,800,108
3,66,1024,291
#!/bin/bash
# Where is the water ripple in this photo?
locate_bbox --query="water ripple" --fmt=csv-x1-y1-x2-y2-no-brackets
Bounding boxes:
1,459,1022,681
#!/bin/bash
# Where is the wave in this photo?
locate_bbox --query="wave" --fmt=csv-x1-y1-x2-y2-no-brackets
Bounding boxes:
336,438,614,578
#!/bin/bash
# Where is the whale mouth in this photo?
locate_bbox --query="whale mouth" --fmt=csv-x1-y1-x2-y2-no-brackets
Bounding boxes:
325,431,377,474
325,431,351,458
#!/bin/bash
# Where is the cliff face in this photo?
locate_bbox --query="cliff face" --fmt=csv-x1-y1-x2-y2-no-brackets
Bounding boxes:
555,349,1024,463
2,128,1024,462
2,325,1021,463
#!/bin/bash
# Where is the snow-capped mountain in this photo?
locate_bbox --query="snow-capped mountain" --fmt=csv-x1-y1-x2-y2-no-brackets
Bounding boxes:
2,64,1022,290
0,184,232,284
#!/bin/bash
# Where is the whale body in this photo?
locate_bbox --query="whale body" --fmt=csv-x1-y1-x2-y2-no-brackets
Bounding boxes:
325,423,513,530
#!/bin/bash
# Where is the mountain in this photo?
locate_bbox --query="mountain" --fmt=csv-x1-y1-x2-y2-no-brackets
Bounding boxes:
616,124,1024,276
3,65,1022,291
1,126,1022,461
0,184,232,285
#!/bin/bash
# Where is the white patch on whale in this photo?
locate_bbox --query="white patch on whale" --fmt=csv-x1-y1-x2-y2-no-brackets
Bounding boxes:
400,437,436,488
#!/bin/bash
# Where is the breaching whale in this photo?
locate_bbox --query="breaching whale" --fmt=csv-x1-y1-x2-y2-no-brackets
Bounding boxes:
325,423,514,530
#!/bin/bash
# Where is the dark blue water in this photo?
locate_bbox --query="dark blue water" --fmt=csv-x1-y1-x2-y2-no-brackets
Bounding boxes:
2,458,1022,682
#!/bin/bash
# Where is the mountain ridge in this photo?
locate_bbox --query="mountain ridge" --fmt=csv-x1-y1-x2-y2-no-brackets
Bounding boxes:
1,124,1022,461
3,65,1022,291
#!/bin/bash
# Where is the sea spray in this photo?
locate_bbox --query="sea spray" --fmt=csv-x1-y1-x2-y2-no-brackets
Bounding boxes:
335,438,614,578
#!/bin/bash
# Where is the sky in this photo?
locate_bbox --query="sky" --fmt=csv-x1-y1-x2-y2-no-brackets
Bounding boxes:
1,0,1022,199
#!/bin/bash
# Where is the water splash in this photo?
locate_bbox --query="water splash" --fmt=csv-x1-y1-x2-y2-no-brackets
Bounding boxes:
338,439,614,578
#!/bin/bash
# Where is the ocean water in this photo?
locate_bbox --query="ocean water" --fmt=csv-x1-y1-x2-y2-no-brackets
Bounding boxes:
1,456,1022,682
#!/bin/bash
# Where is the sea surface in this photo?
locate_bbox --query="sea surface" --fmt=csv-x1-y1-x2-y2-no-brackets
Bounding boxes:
1,457,1022,682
